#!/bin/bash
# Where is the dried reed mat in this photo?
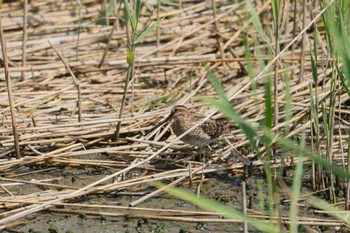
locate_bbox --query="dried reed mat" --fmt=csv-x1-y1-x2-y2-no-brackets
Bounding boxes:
0,0,349,231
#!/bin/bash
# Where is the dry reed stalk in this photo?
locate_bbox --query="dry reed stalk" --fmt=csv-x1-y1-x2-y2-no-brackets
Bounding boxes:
299,0,307,83
20,0,28,82
98,21,117,67
49,41,82,122
0,177,78,190
0,12,20,159
242,181,248,233
113,1,133,142
0,0,348,231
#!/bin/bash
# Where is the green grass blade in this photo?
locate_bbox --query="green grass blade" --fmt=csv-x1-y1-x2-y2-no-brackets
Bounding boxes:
269,130,350,179
242,33,257,94
135,0,141,27
289,131,305,233
203,65,350,179
321,102,329,135
309,83,319,133
337,65,350,97
310,51,318,83
323,1,350,82
134,19,162,44
96,1,115,25
156,183,279,233
263,161,275,223
202,64,260,156
264,76,273,129
283,74,291,133
123,0,136,31
271,0,279,24
309,197,350,224
246,0,272,52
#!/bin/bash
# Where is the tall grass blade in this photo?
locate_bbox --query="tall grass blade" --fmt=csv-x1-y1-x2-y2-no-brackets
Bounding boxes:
135,19,162,44
202,65,350,179
283,74,291,132
271,0,279,24
309,197,350,224
203,64,260,156
245,0,273,55
123,0,136,31
242,33,257,94
310,52,318,83
264,76,273,129
156,183,279,233
323,0,350,82
309,83,319,133
135,0,141,27
289,131,305,233
321,102,329,135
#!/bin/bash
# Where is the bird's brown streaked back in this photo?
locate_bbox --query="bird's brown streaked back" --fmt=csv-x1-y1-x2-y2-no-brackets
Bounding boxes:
169,105,229,147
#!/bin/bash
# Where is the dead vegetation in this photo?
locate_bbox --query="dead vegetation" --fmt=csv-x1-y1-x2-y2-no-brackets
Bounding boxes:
0,0,350,232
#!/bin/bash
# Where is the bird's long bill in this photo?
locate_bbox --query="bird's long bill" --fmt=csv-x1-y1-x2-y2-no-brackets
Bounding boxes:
146,111,174,135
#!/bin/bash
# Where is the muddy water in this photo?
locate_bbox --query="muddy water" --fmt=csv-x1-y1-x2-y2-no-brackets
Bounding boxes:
2,153,342,233
3,159,252,232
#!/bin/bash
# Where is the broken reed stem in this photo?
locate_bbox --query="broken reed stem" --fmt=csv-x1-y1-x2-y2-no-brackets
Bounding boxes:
211,0,223,58
76,1,82,61
242,181,248,233
0,1,348,229
99,20,117,67
114,3,134,141
156,0,160,56
0,177,78,190
129,175,185,207
49,41,82,122
129,144,237,207
114,65,133,141
1,199,223,216
299,0,306,83
21,0,28,81
0,12,21,159
273,1,282,129
346,127,350,210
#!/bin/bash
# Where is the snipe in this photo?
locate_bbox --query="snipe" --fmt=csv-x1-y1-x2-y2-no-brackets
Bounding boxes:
167,105,229,147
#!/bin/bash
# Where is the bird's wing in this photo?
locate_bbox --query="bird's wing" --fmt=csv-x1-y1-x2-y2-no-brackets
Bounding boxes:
195,117,228,139
191,110,230,139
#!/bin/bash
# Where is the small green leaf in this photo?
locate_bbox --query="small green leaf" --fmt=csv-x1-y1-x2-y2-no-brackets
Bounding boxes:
134,19,162,44
126,48,134,65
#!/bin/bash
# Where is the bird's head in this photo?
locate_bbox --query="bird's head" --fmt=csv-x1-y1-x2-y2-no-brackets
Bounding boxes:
170,105,189,119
